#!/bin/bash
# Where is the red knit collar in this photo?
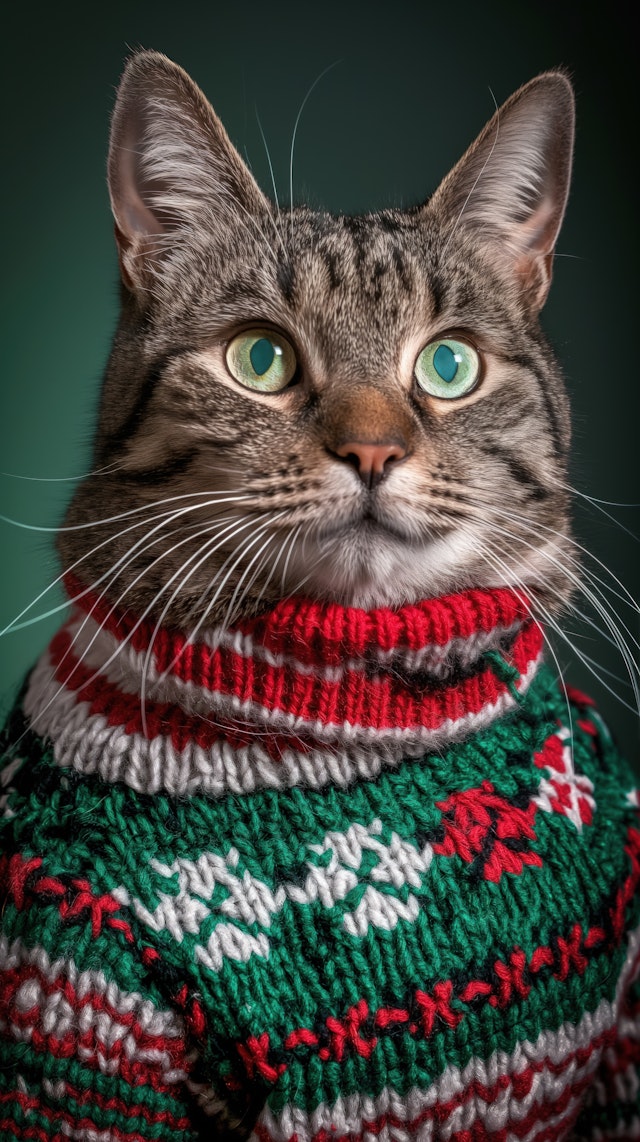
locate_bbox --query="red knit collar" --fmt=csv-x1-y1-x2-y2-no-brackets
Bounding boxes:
64,572,532,667
23,576,543,797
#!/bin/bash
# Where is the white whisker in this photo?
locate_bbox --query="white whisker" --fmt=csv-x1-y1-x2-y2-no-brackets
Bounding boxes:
463,508,639,717
1,497,248,635
288,61,340,239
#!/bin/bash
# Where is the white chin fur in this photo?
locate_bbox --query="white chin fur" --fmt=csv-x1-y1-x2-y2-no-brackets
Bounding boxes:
282,526,567,609
283,525,491,608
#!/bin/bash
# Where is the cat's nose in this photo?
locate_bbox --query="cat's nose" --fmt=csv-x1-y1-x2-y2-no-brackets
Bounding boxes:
334,440,408,489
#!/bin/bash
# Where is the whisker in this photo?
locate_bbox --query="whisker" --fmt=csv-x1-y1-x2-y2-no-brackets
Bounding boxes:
471,535,576,748
31,512,235,685
471,497,639,617
0,488,255,534
182,516,282,650
545,473,640,544
30,512,259,745
0,461,123,483
1,497,246,635
255,107,288,263
219,524,283,631
475,507,640,659
139,513,273,733
288,61,341,239
463,509,640,716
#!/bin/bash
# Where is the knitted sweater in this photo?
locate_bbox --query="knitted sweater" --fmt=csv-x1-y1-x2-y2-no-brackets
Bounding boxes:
1,580,639,1141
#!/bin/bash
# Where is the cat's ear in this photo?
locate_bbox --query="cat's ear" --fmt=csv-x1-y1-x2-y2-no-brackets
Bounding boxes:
108,50,270,291
428,73,574,309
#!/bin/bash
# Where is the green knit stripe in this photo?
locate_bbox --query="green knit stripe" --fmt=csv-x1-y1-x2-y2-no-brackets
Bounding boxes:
0,892,163,1010
261,921,638,1112
3,670,637,1031
252,952,639,1137
5,756,630,1036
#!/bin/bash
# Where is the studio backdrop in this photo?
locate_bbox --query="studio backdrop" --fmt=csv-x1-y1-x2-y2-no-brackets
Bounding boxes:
1,0,637,760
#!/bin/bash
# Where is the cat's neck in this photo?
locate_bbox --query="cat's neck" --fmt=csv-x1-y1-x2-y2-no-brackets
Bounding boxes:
24,579,543,798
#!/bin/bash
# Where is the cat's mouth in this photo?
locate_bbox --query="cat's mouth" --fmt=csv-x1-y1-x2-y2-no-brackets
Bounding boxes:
316,505,445,547
292,507,469,609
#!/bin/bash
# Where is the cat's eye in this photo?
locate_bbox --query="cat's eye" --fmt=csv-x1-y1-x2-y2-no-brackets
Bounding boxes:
226,328,297,392
414,338,480,399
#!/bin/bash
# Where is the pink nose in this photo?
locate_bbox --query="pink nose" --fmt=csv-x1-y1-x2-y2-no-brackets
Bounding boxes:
334,440,408,488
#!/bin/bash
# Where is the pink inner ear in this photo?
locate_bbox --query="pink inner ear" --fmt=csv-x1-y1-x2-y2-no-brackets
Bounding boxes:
509,193,563,308
516,193,560,257
119,182,167,240
113,114,168,241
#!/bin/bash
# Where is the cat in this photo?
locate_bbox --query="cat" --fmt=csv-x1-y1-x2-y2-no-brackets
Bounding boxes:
1,50,639,1141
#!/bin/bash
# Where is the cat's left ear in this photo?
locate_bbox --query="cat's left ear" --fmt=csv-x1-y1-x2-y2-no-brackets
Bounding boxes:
428,72,575,309
107,50,272,292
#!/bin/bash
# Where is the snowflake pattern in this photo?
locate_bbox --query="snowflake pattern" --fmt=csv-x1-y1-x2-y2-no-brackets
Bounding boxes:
533,726,595,831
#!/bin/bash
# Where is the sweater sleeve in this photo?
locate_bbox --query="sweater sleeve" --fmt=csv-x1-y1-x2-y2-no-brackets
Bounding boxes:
0,853,201,1141
0,701,202,1142
571,968,640,1140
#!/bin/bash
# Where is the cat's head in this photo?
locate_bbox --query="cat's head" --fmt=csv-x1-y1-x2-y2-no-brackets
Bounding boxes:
59,51,575,629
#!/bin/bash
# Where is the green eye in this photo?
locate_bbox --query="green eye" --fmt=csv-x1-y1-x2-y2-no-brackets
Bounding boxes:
415,338,480,399
226,328,297,392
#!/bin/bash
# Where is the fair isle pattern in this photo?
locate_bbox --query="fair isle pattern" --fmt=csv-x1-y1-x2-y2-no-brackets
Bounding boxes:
0,937,188,1086
533,725,596,831
1,586,640,1139
23,577,542,797
112,733,592,977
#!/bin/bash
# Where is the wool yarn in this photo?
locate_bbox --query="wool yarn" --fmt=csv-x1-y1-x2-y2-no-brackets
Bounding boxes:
1,580,639,1140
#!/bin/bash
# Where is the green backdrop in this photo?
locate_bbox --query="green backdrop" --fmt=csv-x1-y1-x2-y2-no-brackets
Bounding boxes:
1,0,638,761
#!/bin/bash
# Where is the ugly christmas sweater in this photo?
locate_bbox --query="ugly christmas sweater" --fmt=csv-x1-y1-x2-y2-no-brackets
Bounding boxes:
1,578,639,1141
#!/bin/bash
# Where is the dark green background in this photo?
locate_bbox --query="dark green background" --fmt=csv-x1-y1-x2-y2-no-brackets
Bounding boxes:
1,1,638,760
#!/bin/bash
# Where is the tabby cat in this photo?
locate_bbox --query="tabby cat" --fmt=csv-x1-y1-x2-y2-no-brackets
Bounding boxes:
1,51,638,1141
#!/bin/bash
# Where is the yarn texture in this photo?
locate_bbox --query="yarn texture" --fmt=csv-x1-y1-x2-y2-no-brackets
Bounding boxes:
1,581,639,1140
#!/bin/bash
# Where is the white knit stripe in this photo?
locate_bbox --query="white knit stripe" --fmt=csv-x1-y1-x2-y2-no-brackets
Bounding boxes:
252,1047,590,1141
0,937,188,1083
515,1101,582,1142
49,616,534,738
251,922,640,1142
112,822,435,971
23,651,541,797
65,611,525,696
0,936,183,1038
5,979,175,1072
32,643,539,743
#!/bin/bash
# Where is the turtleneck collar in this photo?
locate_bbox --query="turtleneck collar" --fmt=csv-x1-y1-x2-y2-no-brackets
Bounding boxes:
23,576,543,798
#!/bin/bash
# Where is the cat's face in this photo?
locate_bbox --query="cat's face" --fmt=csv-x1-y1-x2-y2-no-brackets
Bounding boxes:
59,52,575,630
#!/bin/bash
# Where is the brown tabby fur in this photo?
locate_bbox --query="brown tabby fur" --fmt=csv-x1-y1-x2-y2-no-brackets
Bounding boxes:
59,51,574,650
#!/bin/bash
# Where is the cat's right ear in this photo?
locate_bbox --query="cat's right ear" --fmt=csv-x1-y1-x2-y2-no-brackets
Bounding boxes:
427,73,575,311
108,50,269,291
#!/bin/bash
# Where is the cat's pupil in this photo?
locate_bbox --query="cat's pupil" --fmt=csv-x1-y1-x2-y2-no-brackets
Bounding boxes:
433,344,459,383
250,337,276,376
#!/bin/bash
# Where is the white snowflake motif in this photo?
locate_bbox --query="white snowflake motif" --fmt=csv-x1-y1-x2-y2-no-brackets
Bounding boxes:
115,821,437,972
533,726,596,831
